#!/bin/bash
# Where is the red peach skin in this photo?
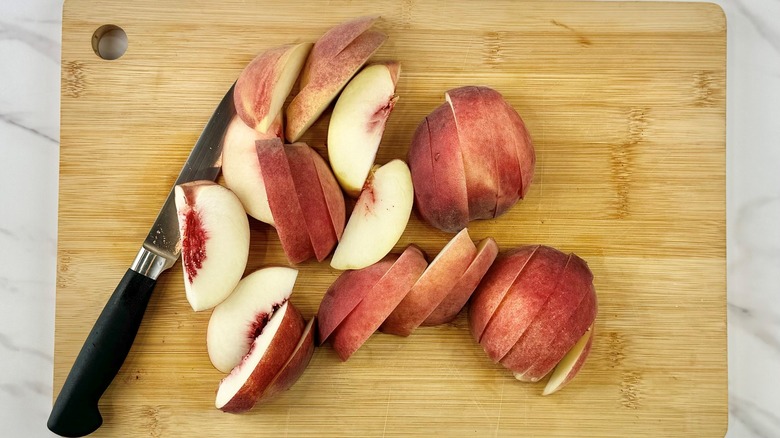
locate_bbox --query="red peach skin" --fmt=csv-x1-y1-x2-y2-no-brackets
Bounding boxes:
286,17,387,142
480,247,570,362
520,286,597,382
542,326,595,395
468,245,539,342
445,86,499,220
381,229,476,336
285,143,338,261
332,246,427,360
476,87,525,216
423,237,499,326
234,43,312,134
256,138,315,264
217,303,305,413
309,146,346,240
500,254,595,374
317,257,395,344
299,16,379,88
409,103,470,232
258,318,317,402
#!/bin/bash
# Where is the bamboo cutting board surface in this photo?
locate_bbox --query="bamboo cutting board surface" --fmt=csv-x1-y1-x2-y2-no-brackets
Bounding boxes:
56,1,727,436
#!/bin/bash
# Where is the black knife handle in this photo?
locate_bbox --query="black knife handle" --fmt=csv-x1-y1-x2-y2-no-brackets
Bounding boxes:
48,269,157,437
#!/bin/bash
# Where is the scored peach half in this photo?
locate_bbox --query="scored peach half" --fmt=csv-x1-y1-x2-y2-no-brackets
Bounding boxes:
286,16,387,142
468,245,597,394
174,181,249,311
381,229,476,337
328,62,401,197
234,43,312,134
408,86,535,232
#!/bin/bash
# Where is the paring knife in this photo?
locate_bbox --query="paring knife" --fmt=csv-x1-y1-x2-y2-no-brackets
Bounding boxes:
47,84,236,438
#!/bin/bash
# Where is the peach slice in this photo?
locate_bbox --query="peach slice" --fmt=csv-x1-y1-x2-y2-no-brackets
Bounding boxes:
330,160,414,270
423,237,499,326
328,62,400,197
207,267,298,373
381,229,476,336
309,146,346,240
542,326,594,395
468,245,539,342
215,301,305,413
256,138,315,264
285,143,338,261
174,181,249,311
332,245,427,360
258,318,317,402
221,114,278,225
408,103,470,232
234,43,313,134
317,258,395,344
480,247,570,362
445,87,500,219
299,16,378,88
499,253,594,373
286,17,387,142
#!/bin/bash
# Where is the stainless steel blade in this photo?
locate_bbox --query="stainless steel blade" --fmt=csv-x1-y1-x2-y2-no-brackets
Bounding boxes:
131,83,236,279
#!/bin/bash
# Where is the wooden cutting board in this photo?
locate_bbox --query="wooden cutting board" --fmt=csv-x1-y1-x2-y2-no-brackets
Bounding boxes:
56,1,727,436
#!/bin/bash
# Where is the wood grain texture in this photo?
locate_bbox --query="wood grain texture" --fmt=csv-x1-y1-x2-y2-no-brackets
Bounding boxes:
56,0,727,436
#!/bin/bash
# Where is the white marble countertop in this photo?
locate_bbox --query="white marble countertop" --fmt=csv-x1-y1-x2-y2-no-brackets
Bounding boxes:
1,0,778,436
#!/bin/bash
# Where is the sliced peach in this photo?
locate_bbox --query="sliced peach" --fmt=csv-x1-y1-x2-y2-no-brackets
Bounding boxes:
309,146,346,240
174,181,249,312
515,271,598,382
215,302,305,413
234,43,312,134
317,257,395,344
285,143,338,261
381,229,476,336
332,246,427,360
328,62,400,197
207,267,297,373
221,115,277,225
423,237,499,326
256,138,314,264
286,16,387,142
258,318,317,402
330,160,414,270
408,103,470,232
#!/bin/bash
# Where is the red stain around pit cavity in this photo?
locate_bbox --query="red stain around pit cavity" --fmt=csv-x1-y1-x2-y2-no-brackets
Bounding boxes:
183,208,207,284
366,95,398,134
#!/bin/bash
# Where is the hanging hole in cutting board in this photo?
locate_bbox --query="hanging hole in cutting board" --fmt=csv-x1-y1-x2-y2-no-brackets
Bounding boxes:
92,25,127,60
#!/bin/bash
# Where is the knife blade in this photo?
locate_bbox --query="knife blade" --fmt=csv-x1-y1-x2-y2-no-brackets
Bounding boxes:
47,83,236,438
